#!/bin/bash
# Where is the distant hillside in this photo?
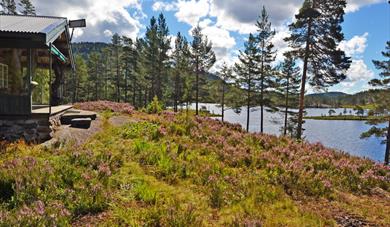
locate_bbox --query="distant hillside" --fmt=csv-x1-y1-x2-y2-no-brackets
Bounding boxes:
305,89,390,108
72,42,110,57
306,92,348,98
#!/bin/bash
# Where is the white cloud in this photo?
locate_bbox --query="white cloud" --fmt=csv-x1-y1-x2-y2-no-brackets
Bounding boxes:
346,0,383,13
174,0,210,26
272,25,292,64
339,33,368,58
152,1,176,12
209,0,301,34
344,59,374,83
198,20,236,60
33,0,144,41
104,29,113,37
337,33,374,91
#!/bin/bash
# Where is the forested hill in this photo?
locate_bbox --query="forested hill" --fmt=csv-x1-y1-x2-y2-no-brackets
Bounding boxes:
72,42,110,58
306,92,348,98
305,89,390,108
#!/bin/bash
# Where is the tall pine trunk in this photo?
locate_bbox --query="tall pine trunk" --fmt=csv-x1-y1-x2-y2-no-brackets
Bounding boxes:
221,82,225,123
246,79,251,132
138,88,142,108
174,72,179,112
195,58,199,115
260,61,264,133
385,119,390,165
124,67,128,103
132,79,137,107
116,48,120,102
284,78,290,136
95,63,98,101
297,18,312,140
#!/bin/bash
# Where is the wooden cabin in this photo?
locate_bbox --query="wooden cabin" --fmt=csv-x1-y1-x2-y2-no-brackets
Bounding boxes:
0,14,75,142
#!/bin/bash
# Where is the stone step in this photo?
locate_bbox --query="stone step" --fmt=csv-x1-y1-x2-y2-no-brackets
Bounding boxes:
70,118,92,129
60,109,97,125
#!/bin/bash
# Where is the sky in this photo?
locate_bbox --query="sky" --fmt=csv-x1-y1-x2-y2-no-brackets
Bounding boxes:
32,0,390,94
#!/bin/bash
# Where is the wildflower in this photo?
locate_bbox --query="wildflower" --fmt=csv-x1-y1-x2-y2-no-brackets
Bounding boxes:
322,180,332,188
158,126,168,136
33,200,45,215
98,163,112,176
82,172,93,180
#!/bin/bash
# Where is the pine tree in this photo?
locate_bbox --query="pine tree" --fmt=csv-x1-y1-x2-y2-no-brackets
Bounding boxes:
191,26,216,115
102,47,113,101
144,16,159,102
121,36,137,103
277,52,301,137
255,6,276,133
19,0,35,15
133,38,148,108
87,52,101,101
361,41,390,165
111,34,122,102
0,0,17,14
217,62,234,122
285,0,351,139
74,55,88,102
172,32,191,112
156,13,171,101
235,34,259,132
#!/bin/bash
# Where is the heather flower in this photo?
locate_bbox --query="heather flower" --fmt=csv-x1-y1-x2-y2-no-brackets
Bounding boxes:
98,163,112,176
158,126,168,136
19,205,33,216
74,101,134,114
33,200,45,215
82,172,93,180
322,180,332,188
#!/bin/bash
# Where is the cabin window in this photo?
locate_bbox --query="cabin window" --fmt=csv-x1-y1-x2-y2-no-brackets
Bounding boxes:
0,48,29,95
0,63,8,89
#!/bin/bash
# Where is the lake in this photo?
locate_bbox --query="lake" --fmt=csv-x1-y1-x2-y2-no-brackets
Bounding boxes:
189,103,386,163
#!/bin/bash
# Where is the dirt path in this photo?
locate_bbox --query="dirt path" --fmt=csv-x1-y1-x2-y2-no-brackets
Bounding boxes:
42,115,135,148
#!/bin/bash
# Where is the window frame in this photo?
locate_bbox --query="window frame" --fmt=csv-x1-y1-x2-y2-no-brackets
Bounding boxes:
0,63,8,89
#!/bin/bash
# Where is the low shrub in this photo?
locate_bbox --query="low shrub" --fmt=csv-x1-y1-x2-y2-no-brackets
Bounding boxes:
74,100,134,114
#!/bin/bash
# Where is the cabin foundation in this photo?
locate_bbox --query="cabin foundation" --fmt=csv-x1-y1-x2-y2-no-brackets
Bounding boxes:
0,105,72,142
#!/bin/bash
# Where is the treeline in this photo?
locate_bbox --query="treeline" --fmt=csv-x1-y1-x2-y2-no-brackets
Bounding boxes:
62,14,220,113
61,1,352,139
305,90,390,108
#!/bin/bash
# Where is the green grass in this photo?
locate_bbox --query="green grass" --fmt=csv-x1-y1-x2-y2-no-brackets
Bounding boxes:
0,108,389,226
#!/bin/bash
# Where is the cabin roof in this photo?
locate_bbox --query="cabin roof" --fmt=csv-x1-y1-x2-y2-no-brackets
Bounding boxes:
0,14,68,45
0,14,74,69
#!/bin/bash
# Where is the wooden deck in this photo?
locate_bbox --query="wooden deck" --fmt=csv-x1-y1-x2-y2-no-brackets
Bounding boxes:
32,105,73,116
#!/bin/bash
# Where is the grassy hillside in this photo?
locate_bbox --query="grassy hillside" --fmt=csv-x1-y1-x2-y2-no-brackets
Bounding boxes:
0,102,389,226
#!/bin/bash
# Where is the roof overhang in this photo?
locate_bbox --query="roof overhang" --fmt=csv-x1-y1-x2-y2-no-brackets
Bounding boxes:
0,15,74,70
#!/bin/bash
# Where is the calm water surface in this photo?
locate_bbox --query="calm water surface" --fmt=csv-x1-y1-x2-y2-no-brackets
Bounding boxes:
189,103,386,162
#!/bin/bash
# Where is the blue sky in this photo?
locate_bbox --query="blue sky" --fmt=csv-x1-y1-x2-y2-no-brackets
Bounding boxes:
33,0,390,94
